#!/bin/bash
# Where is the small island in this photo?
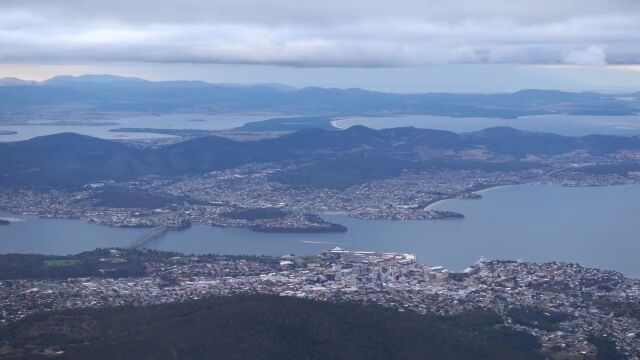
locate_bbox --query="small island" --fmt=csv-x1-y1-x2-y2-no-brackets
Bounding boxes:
0,219,11,225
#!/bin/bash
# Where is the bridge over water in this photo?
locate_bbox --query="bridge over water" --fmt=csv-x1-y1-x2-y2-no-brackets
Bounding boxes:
128,226,168,249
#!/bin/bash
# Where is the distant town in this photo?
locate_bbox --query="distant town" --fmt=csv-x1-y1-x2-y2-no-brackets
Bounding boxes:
1,162,637,235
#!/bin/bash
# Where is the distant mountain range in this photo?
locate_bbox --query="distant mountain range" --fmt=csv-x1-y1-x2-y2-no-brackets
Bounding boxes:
2,126,640,189
0,74,638,117
0,77,38,86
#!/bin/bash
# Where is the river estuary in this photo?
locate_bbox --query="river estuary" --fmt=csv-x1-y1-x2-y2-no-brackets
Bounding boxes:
1,184,639,276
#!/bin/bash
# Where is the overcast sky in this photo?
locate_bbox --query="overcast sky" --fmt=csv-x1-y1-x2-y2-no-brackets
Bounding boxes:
1,0,640,92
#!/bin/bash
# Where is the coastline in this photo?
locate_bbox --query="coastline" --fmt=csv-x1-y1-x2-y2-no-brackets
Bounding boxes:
474,184,515,194
423,199,448,211
424,184,516,210
330,119,347,129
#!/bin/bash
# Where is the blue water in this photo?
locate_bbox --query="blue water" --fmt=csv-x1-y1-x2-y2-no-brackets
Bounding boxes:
3,113,640,142
335,114,640,136
1,184,639,276
0,113,275,141
0,217,142,254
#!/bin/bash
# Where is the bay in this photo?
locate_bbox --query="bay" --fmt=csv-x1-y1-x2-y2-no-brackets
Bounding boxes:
3,113,640,142
0,113,274,142
334,114,640,136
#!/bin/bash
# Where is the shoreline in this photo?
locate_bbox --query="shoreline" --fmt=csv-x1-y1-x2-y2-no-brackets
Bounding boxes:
423,199,448,211
330,119,347,129
424,184,516,210
475,184,516,194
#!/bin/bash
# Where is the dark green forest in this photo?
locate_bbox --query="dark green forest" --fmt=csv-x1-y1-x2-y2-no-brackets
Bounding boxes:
0,295,545,360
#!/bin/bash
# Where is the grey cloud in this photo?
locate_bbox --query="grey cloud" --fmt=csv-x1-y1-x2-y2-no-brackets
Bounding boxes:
564,46,607,66
1,0,639,67
3,0,639,25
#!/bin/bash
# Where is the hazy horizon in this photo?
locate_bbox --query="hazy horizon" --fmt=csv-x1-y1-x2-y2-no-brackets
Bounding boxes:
2,66,640,94
2,0,640,93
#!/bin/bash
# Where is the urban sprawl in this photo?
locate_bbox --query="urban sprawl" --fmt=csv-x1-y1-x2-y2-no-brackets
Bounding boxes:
1,163,638,234
1,248,638,359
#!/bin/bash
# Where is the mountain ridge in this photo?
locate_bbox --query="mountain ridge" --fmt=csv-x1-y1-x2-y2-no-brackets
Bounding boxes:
2,126,640,188
0,74,638,117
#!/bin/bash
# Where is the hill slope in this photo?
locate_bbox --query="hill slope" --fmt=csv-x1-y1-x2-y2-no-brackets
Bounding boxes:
2,126,640,188
0,295,544,360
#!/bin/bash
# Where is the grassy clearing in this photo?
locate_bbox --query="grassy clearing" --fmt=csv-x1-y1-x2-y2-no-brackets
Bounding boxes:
44,259,81,266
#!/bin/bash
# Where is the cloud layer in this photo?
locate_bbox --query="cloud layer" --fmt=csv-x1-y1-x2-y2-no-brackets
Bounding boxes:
1,0,640,67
